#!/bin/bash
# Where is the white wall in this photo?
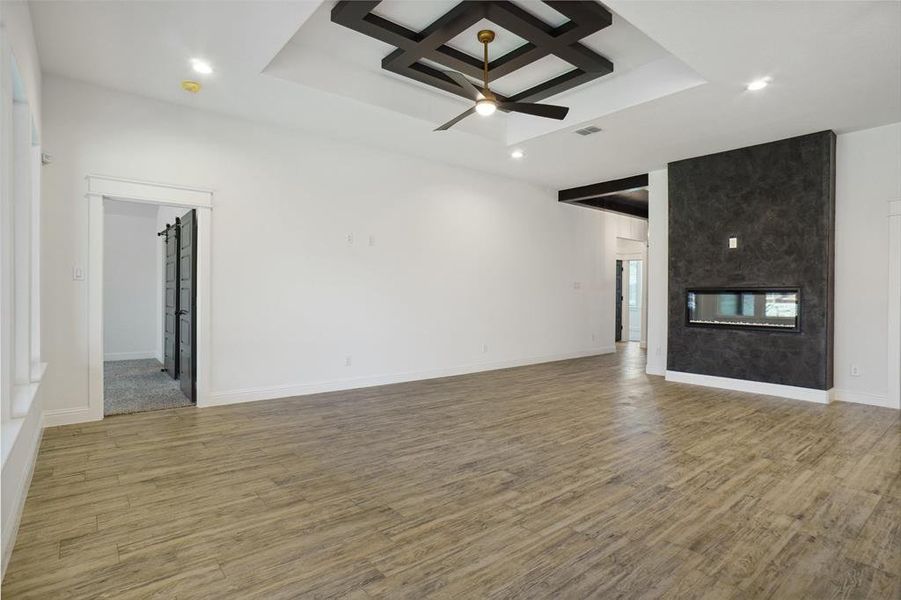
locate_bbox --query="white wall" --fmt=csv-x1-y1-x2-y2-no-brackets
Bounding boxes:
40,75,617,415
0,0,44,578
834,122,901,409
614,213,648,243
103,200,159,360
645,169,668,376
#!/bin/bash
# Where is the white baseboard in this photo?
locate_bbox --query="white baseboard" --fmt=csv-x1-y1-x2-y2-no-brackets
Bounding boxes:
44,406,102,427
207,348,615,408
832,388,898,410
665,370,831,404
103,351,157,361
1,414,43,579
645,361,665,377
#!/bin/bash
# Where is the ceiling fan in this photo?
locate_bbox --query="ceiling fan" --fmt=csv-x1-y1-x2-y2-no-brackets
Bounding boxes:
435,29,570,131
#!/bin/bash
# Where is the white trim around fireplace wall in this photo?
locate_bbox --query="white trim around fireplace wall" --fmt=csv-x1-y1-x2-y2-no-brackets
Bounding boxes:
887,199,901,410
665,370,831,404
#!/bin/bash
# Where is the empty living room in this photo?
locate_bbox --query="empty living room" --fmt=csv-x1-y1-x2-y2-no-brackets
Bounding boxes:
1,0,900,598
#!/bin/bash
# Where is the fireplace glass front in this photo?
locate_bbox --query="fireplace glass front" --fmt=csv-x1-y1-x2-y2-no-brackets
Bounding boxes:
686,289,800,331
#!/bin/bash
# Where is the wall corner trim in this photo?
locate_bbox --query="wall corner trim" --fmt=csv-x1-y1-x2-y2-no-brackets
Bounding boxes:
664,370,831,404
885,197,901,411
645,364,665,377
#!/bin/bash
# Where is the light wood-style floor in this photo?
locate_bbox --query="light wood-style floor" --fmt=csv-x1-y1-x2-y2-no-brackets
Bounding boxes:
3,344,899,599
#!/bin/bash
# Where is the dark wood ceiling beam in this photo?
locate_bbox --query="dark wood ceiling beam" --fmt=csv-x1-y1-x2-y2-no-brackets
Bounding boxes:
558,174,650,219
332,1,615,104
558,174,650,203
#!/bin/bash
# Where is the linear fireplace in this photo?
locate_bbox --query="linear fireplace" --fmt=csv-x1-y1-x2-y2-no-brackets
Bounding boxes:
686,288,800,332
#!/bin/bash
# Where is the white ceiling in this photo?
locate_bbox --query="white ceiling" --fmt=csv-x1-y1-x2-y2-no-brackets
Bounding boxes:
267,1,703,145
29,1,901,189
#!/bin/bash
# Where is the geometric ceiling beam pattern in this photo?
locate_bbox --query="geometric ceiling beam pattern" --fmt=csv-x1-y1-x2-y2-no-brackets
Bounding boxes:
332,1,614,104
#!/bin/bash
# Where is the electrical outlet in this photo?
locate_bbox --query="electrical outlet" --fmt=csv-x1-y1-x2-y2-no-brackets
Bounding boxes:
73,266,85,281
345,356,352,367
591,333,597,343
850,365,860,377
369,235,375,247
482,344,488,354
346,233,354,246
573,281,582,290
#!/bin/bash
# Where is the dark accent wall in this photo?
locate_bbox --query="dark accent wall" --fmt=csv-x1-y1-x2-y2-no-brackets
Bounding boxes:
667,131,836,389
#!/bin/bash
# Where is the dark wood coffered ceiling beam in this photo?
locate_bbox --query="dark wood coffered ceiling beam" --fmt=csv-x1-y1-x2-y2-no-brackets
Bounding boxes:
331,1,614,103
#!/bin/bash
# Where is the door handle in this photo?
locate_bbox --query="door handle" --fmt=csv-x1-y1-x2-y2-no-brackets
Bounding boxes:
177,309,189,316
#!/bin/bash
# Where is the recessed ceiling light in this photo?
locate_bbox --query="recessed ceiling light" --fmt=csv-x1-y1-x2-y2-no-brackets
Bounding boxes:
511,149,524,159
190,59,213,75
746,77,770,91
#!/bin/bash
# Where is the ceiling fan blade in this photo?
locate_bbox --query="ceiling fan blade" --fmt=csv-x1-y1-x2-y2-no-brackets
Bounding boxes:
434,106,477,131
444,71,483,101
498,102,569,120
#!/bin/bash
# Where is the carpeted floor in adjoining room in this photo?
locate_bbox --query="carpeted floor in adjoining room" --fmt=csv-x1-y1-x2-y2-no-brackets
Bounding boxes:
103,359,193,415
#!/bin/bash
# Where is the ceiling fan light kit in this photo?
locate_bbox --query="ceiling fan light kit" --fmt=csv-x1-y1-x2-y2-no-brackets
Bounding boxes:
475,99,497,117
434,29,571,131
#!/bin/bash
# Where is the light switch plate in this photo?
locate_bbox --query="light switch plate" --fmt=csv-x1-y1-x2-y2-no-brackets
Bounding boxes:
728,237,738,249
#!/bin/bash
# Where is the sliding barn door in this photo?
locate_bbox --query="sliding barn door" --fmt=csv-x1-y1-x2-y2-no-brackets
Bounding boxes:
178,210,197,402
615,259,623,342
163,222,180,378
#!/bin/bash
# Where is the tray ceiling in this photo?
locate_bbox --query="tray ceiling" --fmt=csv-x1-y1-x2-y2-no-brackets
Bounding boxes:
265,1,705,144
29,1,901,189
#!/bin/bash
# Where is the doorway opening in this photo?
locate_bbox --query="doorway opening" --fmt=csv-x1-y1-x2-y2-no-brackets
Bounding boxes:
627,259,643,342
616,234,647,350
616,258,644,344
85,174,212,423
102,200,197,416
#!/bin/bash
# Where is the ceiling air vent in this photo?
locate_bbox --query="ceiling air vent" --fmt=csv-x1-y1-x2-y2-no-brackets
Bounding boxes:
574,125,602,136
